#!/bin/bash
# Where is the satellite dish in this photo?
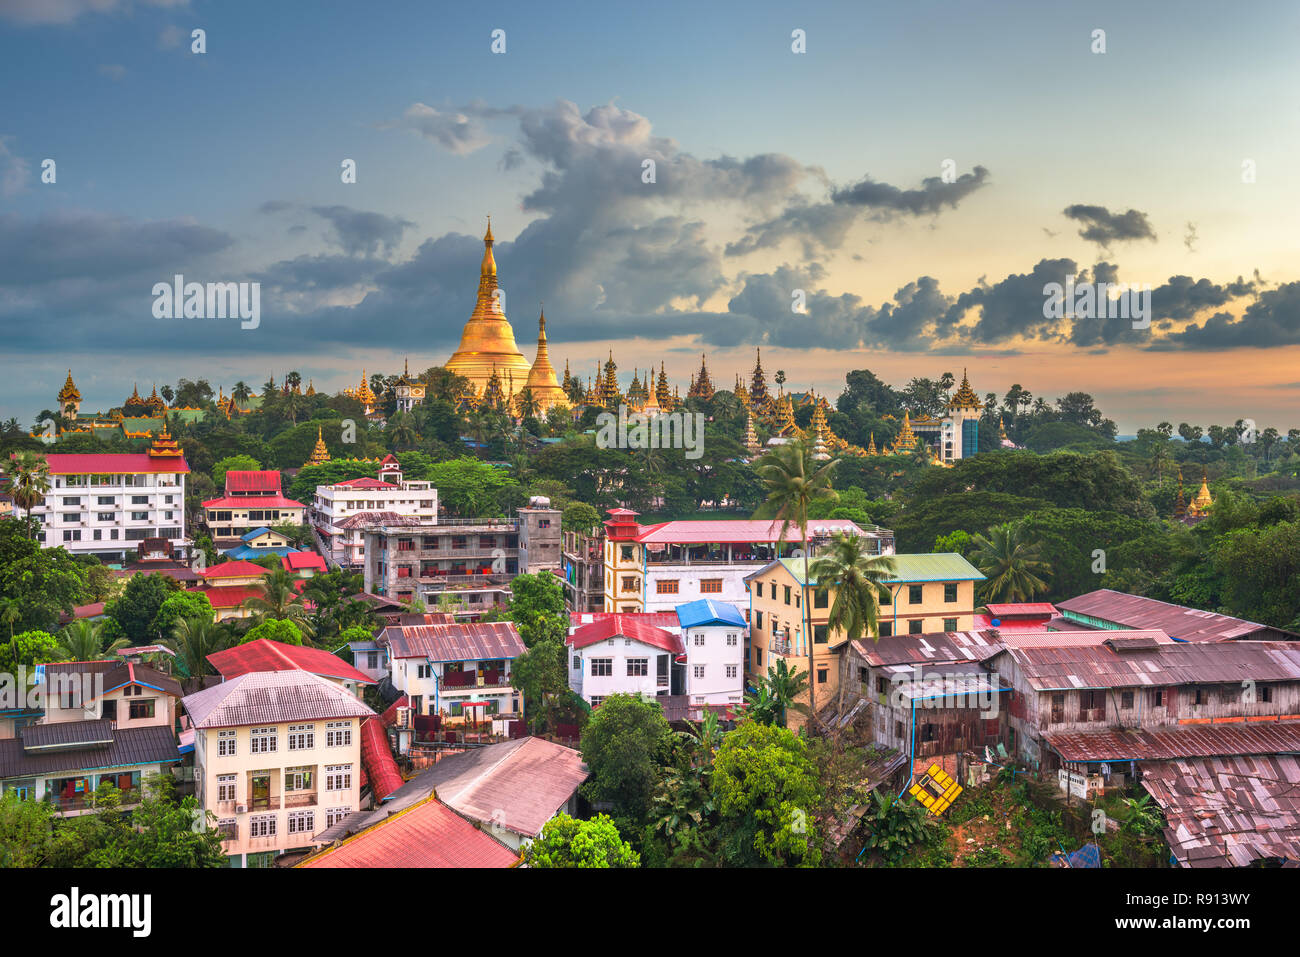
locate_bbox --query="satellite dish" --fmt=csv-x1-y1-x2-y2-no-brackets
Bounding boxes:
990,618,1002,627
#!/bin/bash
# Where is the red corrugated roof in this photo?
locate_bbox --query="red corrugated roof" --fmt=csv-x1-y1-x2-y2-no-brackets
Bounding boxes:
282,552,327,572
334,477,398,489
224,470,282,494
380,695,409,728
299,796,517,868
189,585,265,609
1045,721,1300,763
206,638,374,684
202,494,305,509
984,603,1058,617
42,453,189,475
201,560,272,579
384,621,527,662
360,716,403,802
569,611,681,630
633,518,867,545
568,614,684,654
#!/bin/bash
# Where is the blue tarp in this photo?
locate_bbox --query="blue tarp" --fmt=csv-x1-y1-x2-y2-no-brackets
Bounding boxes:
1051,843,1102,868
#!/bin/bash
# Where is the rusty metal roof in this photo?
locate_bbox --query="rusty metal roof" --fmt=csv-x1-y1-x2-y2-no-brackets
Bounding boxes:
1057,589,1299,642
1044,720,1300,762
1141,754,1300,867
182,670,375,728
849,630,1001,666
383,621,526,663
1002,640,1300,690
998,629,1173,649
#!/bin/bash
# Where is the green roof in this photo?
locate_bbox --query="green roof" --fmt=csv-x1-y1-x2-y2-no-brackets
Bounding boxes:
120,417,165,432
764,552,984,586
168,409,207,423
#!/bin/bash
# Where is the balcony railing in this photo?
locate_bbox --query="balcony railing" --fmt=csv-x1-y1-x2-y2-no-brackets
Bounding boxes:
248,797,280,811
769,638,792,656
441,670,507,689
283,792,317,809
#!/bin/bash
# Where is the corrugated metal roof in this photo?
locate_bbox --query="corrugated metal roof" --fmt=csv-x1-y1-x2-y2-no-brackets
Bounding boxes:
44,661,183,700
676,599,747,630
849,630,1002,666
763,552,983,586
223,470,283,494
206,639,374,684
1141,754,1300,868
997,629,1174,649
0,724,179,779
21,718,115,750
42,453,190,475
568,615,684,654
635,518,870,545
1057,589,1298,642
1003,640,1300,690
383,621,526,663
299,797,517,868
182,670,375,728
984,603,1058,617
360,716,403,802
1044,721,1300,762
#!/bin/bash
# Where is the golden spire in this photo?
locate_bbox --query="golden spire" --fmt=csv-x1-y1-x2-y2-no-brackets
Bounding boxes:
58,370,81,404
949,368,982,410
306,379,316,396
523,308,569,413
1190,467,1213,516
305,426,331,467
867,432,878,455
893,409,918,452
744,411,760,458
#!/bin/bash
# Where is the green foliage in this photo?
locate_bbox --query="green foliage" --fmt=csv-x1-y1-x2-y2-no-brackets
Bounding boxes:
859,791,935,866
422,457,519,516
524,813,640,868
510,639,569,732
933,529,972,555
506,572,568,647
211,454,262,487
0,629,61,673
240,618,305,645
969,522,1052,603
561,500,602,533
580,694,673,826
712,720,821,867
149,590,213,639
107,572,181,643
0,522,90,632
743,658,810,728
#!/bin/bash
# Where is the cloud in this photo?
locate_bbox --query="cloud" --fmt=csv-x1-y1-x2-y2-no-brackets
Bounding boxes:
0,0,186,27
1155,281,1300,350
831,165,991,217
0,137,31,198
1062,204,1158,249
392,103,494,155
157,24,183,49
98,63,126,81
309,205,415,257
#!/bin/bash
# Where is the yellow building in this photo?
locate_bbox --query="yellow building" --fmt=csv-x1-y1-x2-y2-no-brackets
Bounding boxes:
744,553,985,718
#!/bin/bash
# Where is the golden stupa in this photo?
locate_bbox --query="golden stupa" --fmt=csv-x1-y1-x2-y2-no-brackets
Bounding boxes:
445,218,532,398
522,308,569,413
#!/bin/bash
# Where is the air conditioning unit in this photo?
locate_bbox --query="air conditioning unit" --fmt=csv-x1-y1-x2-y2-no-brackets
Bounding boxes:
236,804,247,814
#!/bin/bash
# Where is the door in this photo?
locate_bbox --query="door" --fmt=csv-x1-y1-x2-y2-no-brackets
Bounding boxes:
251,774,271,809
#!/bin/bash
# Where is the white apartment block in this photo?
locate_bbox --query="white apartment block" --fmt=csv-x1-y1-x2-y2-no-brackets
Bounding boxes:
312,455,437,568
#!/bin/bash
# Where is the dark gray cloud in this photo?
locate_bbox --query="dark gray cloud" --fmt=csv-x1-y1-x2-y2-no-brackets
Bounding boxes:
832,165,990,217
309,205,415,257
1154,281,1300,350
1063,204,1158,248
938,258,1079,345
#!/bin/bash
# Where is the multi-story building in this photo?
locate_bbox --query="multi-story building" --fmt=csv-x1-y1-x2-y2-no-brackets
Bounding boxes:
203,469,306,547
206,638,376,699
906,370,985,464
561,524,605,613
360,505,561,616
382,619,525,725
188,559,270,623
183,670,373,868
568,612,686,707
601,508,892,616
674,599,747,708
312,455,437,568
24,432,190,562
744,553,984,715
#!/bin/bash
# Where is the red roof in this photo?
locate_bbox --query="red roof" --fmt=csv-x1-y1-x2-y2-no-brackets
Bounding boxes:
42,453,189,475
568,614,684,654
983,603,1058,618
634,518,867,545
190,585,264,609
569,611,681,631
299,796,516,868
202,494,305,509
334,477,398,489
206,638,375,684
1045,721,1300,763
202,560,272,580
360,715,404,802
224,470,283,494
380,695,409,728
282,552,327,572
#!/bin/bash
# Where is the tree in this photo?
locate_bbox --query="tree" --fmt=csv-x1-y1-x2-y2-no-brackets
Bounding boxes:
240,618,305,645
510,639,569,732
754,439,839,717
107,573,180,644
523,813,640,868
83,776,226,868
162,616,233,686
56,620,129,661
933,529,972,555
241,567,314,637
562,501,602,534
2,450,51,540
808,531,896,645
211,454,261,487
506,572,568,647
969,522,1052,603
0,630,61,675
743,658,810,728
0,524,89,632
580,694,673,827
148,591,214,640
712,720,821,867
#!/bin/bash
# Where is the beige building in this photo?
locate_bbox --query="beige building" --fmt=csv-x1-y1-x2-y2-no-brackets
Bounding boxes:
183,670,374,868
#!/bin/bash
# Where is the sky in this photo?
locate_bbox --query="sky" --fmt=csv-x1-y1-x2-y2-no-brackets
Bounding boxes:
2,0,1299,432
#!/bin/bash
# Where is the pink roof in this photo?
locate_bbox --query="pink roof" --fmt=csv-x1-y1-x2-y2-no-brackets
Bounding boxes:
568,614,684,654
995,629,1175,648
984,603,1058,617
634,518,867,545
975,613,1060,631
202,494,305,509
201,560,272,579
299,797,517,868
189,585,265,609
569,611,681,631
42,453,189,475
206,638,375,684
334,477,398,489
282,551,327,572
360,715,404,802
224,470,282,494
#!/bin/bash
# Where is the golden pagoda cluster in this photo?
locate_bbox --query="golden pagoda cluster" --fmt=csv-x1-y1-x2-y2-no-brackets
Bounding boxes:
1175,467,1214,523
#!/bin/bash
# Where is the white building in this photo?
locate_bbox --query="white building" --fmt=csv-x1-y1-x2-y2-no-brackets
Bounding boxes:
312,455,437,567
26,434,190,562
674,599,746,708
567,612,685,708
382,618,525,726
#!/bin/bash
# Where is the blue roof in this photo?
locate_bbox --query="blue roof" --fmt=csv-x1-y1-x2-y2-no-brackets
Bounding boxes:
676,599,747,630
223,544,298,560
240,526,274,541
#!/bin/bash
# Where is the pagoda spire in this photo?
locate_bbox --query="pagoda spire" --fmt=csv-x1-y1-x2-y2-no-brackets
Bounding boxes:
656,361,672,410
305,426,330,467
744,411,760,458
687,353,714,401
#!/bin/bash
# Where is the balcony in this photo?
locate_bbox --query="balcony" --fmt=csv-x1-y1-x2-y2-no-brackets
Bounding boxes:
441,669,509,689
248,796,281,811
769,638,792,656
283,791,317,809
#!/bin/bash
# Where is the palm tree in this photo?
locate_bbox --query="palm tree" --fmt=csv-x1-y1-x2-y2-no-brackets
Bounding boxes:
56,619,129,661
754,439,839,719
232,381,253,404
1148,442,1170,482
2,450,51,540
0,598,21,640
241,567,316,638
387,412,419,450
162,616,233,688
281,389,307,425
969,522,1052,603
743,659,811,728
808,531,897,645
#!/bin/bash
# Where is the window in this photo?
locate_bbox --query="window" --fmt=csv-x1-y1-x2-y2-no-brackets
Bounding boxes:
217,774,236,802
700,579,722,594
128,699,155,720
249,814,276,838
573,656,581,670
250,727,277,754
287,724,315,750
1261,684,1273,703
755,582,763,598
726,665,738,679
1153,689,1165,707
620,545,634,562
943,583,958,603
417,664,431,679
130,495,148,505
325,765,353,791
907,620,923,634
880,621,893,638
814,589,828,608
1194,688,1205,706
726,634,738,646
589,696,605,708
218,730,237,756
694,634,705,646
693,665,705,679
285,768,313,792
326,807,353,828
817,668,828,685
908,585,923,604
943,618,958,632
814,625,829,644
755,611,764,630
1121,691,1134,710
287,810,315,835
97,496,114,506
656,579,679,595
753,648,763,667
96,512,114,522
325,721,351,747
783,585,791,605
591,658,613,677
627,658,648,677
621,576,639,592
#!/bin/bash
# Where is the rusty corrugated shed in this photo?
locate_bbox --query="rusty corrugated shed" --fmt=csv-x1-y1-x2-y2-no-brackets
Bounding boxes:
1044,720,1300,762
1141,754,1300,867
383,621,526,662
850,630,1001,666
1004,640,1300,690
1057,589,1299,642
